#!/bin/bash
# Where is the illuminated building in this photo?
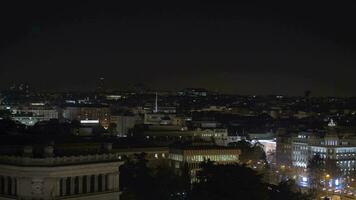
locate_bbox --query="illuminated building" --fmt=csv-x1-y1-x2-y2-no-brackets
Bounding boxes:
169,145,240,181
12,114,40,126
73,120,101,136
291,131,356,176
291,132,356,175
142,128,229,146
12,103,59,123
193,129,229,146
177,88,209,97
62,104,110,129
110,115,139,137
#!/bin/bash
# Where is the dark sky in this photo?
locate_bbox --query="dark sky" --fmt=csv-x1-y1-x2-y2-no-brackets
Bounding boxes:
1,1,356,96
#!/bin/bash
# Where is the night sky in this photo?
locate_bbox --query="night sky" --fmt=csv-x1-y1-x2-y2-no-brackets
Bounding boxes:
1,1,356,96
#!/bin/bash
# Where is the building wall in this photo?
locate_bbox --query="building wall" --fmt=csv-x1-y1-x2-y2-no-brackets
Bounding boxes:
62,106,110,128
111,115,137,136
169,147,240,181
288,132,356,176
0,161,121,200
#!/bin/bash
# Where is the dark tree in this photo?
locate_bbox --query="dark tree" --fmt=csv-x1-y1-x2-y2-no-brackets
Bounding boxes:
307,154,324,189
190,161,269,200
0,119,21,135
234,140,266,164
269,180,312,200
120,153,187,200
190,161,311,200
108,122,117,135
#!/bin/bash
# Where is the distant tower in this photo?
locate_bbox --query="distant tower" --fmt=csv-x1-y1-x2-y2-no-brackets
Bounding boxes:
97,77,105,93
154,92,158,113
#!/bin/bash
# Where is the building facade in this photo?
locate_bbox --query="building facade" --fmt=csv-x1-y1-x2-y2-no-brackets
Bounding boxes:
289,130,356,175
0,151,122,200
169,146,240,181
62,105,110,128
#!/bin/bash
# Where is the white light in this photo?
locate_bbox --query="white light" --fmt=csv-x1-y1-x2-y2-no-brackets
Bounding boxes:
80,120,99,124
328,119,336,127
335,179,339,186
302,177,308,182
31,103,45,106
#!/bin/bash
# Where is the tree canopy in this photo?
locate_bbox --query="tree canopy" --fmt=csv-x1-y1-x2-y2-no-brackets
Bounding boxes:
190,161,311,200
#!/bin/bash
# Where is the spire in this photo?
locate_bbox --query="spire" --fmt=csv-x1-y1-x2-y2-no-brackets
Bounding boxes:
328,119,336,127
154,92,158,113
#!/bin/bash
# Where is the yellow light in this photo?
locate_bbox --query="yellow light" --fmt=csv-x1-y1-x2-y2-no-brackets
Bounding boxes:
325,174,330,179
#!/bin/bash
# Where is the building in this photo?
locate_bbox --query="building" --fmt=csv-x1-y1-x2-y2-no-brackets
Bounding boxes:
275,122,356,188
192,129,229,146
168,145,240,181
111,114,139,137
11,114,40,126
291,130,356,176
142,128,229,146
177,88,209,97
276,129,293,167
72,119,101,136
0,146,122,200
12,103,60,124
62,104,110,129
143,113,181,125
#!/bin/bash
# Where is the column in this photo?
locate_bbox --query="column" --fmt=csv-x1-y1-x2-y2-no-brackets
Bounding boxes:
112,174,119,191
94,175,99,192
117,172,120,191
70,177,75,195
0,176,2,194
107,173,115,190
61,178,67,196
101,174,106,192
86,176,91,193
11,177,15,195
4,177,8,195
78,176,83,194
55,179,60,197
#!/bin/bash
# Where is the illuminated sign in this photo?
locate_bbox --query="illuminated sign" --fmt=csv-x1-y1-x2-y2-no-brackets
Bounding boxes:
80,120,99,124
31,103,45,106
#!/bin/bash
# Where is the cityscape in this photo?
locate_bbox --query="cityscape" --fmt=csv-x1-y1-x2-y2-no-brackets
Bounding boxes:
1,1,356,200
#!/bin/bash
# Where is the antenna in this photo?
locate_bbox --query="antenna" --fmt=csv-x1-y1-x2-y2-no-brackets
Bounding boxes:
154,92,158,113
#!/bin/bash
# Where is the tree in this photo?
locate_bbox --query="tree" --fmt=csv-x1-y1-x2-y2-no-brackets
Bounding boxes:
70,119,81,129
28,119,72,136
108,123,117,135
0,109,11,119
120,153,187,200
152,163,188,200
324,158,340,178
0,118,20,135
308,154,324,189
190,161,311,200
269,180,312,200
234,140,267,164
190,161,269,200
